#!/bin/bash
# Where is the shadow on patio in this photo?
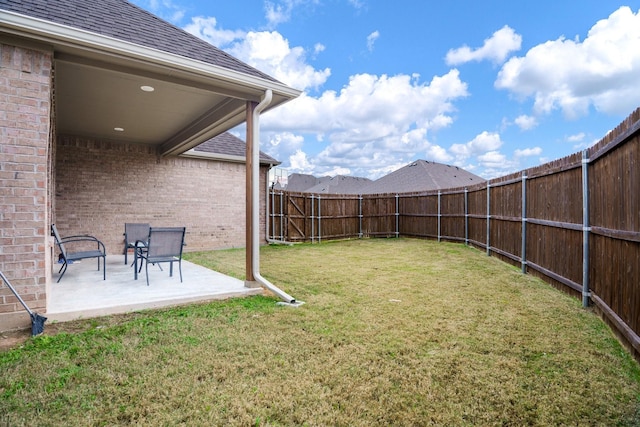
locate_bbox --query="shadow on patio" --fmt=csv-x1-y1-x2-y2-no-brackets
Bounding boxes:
47,255,262,322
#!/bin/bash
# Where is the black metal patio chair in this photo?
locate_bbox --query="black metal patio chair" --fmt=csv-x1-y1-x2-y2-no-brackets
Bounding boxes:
51,224,106,283
123,223,150,265
135,227,186,286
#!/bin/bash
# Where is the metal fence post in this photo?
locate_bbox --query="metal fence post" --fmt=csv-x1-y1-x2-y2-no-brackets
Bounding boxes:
521,173,527,273
486,183,491,256
310,194,315,243
358,195,363,238
269,188,275,241
318,194,322,243
279,191,284,241
582,150,590,307
437,191,441,242
464,188,469,245
395,194,399,238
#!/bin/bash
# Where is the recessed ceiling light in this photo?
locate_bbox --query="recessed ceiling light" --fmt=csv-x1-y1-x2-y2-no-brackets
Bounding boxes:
114,127,124,132
140,85,155,92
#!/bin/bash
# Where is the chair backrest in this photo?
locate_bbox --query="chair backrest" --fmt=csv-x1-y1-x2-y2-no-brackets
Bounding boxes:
125,223,150,245
146,227,185,260
51,224,67,260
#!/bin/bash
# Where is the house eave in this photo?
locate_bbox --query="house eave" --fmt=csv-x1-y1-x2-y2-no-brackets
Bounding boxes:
0,10,301,100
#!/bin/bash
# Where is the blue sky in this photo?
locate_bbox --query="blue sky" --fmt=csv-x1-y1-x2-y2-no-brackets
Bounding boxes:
132,0,640,179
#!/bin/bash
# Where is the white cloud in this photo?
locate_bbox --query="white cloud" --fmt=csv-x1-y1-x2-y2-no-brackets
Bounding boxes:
567,132,585,142
184,16,246,47
514,114,538,130
450,131,503,160
478,151,509,168
262,70,469,177
446,25,522,65
288,149,314,173
367,31,380,52
495,6,640,118
185,17,331,92
514,147,542,157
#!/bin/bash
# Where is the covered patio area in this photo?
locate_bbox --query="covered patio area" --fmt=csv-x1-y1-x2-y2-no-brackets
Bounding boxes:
46,255,263,323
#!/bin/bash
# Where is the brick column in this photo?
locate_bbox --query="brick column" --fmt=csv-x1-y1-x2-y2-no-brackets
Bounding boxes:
0,43,53,331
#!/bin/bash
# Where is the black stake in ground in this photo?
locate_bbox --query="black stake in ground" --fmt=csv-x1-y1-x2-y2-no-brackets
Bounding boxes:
0,271,47,336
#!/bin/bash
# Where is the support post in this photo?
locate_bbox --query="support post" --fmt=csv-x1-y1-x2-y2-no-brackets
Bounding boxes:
486,183,491,256
358,195,363,238
310,194,315,243
245,101,257,282
521,173,527,274
318,195,322,243
395,194,399,238
437,191,441,242
464,188,469,245
582,150,590,307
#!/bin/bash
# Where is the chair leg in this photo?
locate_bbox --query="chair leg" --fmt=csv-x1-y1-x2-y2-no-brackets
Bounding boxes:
145,260,150,286
124,246,128,265
102,255,106,280
57,261,68,283
178,260,182,283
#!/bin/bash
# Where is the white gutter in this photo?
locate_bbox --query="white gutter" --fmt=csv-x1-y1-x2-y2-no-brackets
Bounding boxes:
250,90,301,306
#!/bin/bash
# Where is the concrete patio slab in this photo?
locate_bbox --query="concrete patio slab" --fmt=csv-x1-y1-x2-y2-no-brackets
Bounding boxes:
47,255,263,322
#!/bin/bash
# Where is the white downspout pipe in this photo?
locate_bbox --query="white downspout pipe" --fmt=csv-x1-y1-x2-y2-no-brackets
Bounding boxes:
250,90,300,305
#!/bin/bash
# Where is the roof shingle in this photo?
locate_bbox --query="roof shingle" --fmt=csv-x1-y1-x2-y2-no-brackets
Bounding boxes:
193,132,279,164
0,0,278,82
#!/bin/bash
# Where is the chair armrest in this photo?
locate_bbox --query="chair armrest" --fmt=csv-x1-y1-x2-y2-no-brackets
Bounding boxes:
59,235,106,252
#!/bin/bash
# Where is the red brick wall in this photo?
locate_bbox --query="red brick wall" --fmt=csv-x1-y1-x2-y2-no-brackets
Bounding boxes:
55,135,270,256
0,44,52,330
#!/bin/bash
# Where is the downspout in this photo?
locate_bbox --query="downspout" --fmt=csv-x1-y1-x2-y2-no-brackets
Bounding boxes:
250,90,301,306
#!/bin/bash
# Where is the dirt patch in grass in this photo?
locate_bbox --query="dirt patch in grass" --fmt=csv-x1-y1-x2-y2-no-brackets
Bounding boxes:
2,239,639,426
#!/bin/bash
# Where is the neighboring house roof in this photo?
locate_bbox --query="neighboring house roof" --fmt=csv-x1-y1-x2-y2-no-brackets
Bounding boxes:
285,160,485,195
186,132,280,166
361,160,485,194
0,0,300,155
285,174,332,192
304,175,373,194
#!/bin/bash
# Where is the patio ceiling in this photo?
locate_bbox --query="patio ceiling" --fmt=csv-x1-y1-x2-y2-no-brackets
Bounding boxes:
52,50,297,156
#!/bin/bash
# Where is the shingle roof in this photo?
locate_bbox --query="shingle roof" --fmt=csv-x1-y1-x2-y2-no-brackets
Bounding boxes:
304,175,372,194
361,160,485,194
285,174,331,192
193,132,279,164
0,0,278,82
284,160,485,194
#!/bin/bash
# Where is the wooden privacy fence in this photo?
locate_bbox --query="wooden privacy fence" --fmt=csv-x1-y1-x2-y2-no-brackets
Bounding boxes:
269,108,640,358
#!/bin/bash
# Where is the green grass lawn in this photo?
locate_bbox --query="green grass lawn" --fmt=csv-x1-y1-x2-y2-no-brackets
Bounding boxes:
2,238,639,426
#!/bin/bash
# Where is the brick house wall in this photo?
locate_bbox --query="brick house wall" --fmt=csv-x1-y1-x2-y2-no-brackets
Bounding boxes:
54,135,270,256
0,43,53,331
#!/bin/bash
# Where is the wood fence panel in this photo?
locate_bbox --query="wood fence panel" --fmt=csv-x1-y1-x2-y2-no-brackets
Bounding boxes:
285,193,311,242
525,165,583,290
441,192,465,241
526,223,583,286
590,235,640,334
589,131,640,336
362,195,396,237
398,194,438,238
528,167,582,224
489,181,522,262
467,187,487,247
317,196,361,240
